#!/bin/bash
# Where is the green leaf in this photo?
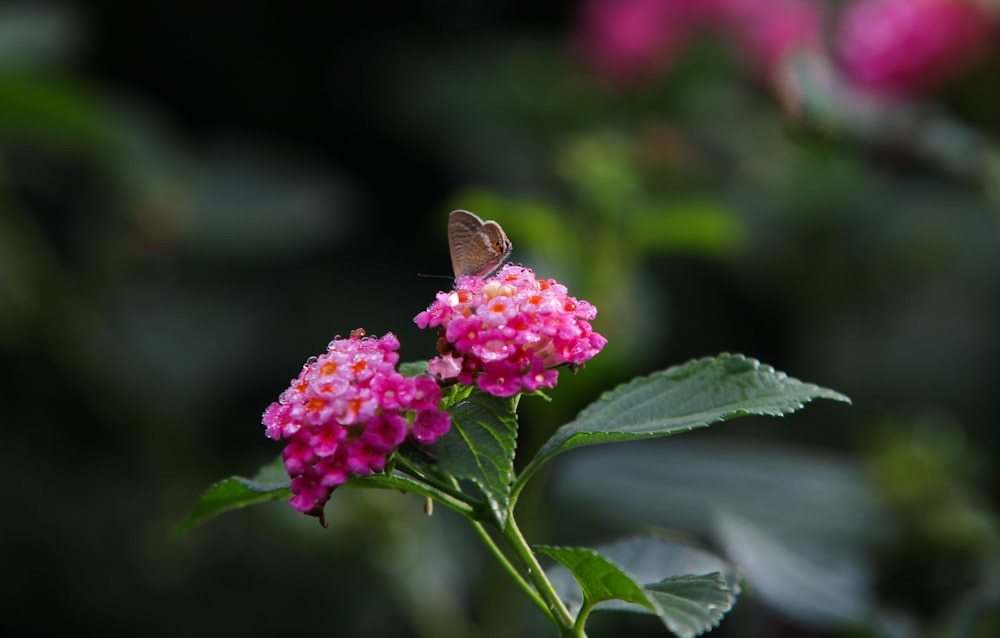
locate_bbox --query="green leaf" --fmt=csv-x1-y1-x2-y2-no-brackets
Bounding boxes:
550,438,888,546
398,360,429,377
520,354,850,487
626,202,746,256
0,72,112,151
539,539,738,638
430,388,518,527
345,469,461,508
171,459,290,538
646,574,735,638
536,545,654,611
713,511,873,628
172,457,464,538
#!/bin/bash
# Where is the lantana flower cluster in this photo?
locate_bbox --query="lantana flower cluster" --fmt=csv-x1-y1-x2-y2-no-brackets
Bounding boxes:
262,330,450,517
414,264,607,397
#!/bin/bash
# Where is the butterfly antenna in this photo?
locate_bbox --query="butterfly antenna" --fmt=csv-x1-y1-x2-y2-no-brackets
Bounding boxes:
416,273,454,280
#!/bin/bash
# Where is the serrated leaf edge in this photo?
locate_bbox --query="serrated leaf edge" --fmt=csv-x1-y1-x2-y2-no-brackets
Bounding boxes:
531,353,850,470
645,573,736,637
576,353,850,428
537,542,739,638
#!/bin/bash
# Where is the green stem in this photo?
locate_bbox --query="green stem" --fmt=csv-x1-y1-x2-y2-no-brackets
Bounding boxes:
501,514,576,633
433,474,554,625
467,519,555,625
573,601,595,638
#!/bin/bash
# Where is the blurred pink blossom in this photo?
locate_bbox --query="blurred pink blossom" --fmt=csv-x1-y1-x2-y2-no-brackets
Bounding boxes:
704,0,826,73
572,0,827,87
572,0,697,85
835,0,994,97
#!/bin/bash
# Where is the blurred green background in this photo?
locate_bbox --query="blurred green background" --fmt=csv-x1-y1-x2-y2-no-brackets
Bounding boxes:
3,1,1000,636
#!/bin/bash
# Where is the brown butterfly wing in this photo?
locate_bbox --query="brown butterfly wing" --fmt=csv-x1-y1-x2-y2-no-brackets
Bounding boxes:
449,210,486,277
476,222,512,276
448,209,512,277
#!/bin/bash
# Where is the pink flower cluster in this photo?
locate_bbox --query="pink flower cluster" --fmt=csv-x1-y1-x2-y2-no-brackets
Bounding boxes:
414,264,607,398
262,330,450,518
836,0,993,97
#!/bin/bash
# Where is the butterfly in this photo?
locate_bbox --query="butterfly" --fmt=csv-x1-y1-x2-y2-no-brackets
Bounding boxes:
448,210,512,278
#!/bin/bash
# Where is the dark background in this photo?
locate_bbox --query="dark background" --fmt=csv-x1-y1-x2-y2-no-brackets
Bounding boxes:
3,1,1000,636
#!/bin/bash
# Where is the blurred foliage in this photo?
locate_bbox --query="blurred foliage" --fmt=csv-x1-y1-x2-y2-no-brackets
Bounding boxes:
3,1,1000,637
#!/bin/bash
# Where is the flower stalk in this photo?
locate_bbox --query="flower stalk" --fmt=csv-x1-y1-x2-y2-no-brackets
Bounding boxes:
501,515,578,635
